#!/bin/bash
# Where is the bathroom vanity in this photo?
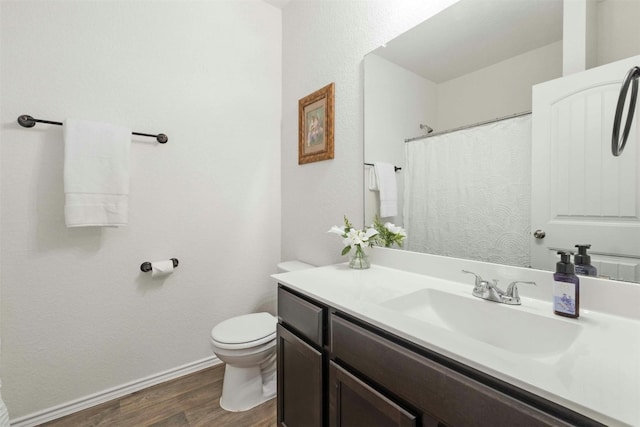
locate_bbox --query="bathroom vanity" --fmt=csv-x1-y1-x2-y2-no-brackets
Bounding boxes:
273,252,640,427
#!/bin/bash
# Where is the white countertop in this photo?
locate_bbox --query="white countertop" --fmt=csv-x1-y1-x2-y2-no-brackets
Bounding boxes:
272,263,640,427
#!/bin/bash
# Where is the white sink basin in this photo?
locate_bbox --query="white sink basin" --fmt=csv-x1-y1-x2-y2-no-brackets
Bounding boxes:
379,288,582,355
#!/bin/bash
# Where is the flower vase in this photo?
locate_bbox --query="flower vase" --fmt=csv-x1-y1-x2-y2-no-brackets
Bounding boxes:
349,246,370,269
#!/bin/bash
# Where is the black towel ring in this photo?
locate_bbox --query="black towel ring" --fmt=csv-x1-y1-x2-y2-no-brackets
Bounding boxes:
612,66,640,157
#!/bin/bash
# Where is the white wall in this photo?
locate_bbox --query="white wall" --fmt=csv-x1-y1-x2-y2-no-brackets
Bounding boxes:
564,0,640,75
437,41,562,131
0,0,281,420
281,0,458,267
594,0,640,67
363,53,436,227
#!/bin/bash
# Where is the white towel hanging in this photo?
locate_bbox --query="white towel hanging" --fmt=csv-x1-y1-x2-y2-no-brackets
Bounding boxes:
373,162,398,218
63,118,132,227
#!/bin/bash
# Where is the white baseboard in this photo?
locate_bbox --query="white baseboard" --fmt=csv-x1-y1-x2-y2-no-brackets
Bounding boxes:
10,356,221,427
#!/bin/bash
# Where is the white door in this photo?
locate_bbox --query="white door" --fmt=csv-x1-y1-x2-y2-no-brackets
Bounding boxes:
531,55,640,282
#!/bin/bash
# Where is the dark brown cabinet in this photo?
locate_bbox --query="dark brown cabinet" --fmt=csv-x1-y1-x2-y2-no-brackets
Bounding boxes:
277,324,323,427
277,286,326,427
330,315,572,427
277,285,603,427
329,361,418,427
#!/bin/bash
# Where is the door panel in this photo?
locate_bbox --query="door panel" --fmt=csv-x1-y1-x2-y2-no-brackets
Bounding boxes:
531,55,640,280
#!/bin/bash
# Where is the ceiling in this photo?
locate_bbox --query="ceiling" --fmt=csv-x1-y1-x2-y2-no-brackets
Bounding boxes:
372,0,563,83
262,0,292,9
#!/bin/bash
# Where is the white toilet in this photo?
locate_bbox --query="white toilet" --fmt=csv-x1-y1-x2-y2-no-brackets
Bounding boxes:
210,260,314,412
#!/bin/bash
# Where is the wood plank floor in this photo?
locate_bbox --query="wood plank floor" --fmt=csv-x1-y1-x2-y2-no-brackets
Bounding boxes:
38,364,276,427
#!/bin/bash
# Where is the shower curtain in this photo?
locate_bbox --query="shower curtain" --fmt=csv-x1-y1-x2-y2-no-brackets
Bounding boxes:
0,380,8,427
403,115,531,267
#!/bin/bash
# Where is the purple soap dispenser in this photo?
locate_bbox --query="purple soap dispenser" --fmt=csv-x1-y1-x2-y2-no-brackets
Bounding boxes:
574,244,598,277
553,251,580,318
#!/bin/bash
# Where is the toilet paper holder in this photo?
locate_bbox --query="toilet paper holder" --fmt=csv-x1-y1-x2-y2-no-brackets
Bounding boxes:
140,258,179,272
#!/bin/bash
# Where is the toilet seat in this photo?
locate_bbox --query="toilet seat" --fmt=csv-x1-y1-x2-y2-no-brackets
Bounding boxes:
211,312,276,350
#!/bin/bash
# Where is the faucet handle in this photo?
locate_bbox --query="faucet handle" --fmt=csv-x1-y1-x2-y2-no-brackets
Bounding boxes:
462,270,493,299
462,270,486,288
504,281,536,304
486,279,500,289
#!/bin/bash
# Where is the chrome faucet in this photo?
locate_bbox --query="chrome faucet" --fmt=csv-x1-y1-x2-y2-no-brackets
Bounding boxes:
461,270,535,305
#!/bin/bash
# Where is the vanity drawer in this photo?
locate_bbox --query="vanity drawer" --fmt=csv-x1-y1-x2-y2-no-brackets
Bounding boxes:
330,315,572,427
278,286,325,347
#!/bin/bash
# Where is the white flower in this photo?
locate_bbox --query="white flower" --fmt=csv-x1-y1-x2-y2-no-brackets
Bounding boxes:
384,222,407,237
343,228,378,248
330,215,403,258
328,225,346,236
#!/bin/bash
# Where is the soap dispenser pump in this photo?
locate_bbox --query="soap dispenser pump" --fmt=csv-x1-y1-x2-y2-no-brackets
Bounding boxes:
574,244,597,277
553,251,580,318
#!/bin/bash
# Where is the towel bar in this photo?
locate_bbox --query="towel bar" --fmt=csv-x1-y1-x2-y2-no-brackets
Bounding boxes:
140,258,179,272
17,114,169,144
364,163,402,172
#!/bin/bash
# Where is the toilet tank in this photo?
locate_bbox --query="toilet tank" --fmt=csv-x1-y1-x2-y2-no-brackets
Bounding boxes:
277,260,315,273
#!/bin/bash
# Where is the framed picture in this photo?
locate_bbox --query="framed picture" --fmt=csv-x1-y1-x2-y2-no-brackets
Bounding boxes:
298,83,334,164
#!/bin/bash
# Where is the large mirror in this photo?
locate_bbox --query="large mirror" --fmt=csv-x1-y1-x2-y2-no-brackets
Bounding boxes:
364,0,640,283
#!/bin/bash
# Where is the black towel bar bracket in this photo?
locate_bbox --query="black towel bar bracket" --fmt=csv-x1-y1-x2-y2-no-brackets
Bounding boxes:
17,114,168,144
140,258,179,273
364,162,402,172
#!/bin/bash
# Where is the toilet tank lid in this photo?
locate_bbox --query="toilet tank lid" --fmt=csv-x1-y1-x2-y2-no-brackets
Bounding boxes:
277,260,315,272
211,312,276,344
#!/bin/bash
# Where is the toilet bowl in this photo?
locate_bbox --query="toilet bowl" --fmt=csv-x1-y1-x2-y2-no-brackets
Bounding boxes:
210,260,315,412
211,312,277,412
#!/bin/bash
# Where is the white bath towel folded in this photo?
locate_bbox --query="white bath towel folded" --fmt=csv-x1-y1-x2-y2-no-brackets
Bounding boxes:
368,166,379,191
63,118,131,227
373,162,397,218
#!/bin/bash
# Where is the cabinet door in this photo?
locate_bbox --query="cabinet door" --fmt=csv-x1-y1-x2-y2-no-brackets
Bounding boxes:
331,315,577,427
277,324,323,427
329,361,417,427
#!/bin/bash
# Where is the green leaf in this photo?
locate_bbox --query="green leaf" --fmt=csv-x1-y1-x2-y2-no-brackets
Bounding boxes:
341,246,351,256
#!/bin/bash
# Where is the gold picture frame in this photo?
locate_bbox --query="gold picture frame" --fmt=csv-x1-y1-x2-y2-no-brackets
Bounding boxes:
298,83,334,164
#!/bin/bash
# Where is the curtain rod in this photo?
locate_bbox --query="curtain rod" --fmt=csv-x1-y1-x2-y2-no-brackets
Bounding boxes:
404,111,531,143
17,115,168,144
